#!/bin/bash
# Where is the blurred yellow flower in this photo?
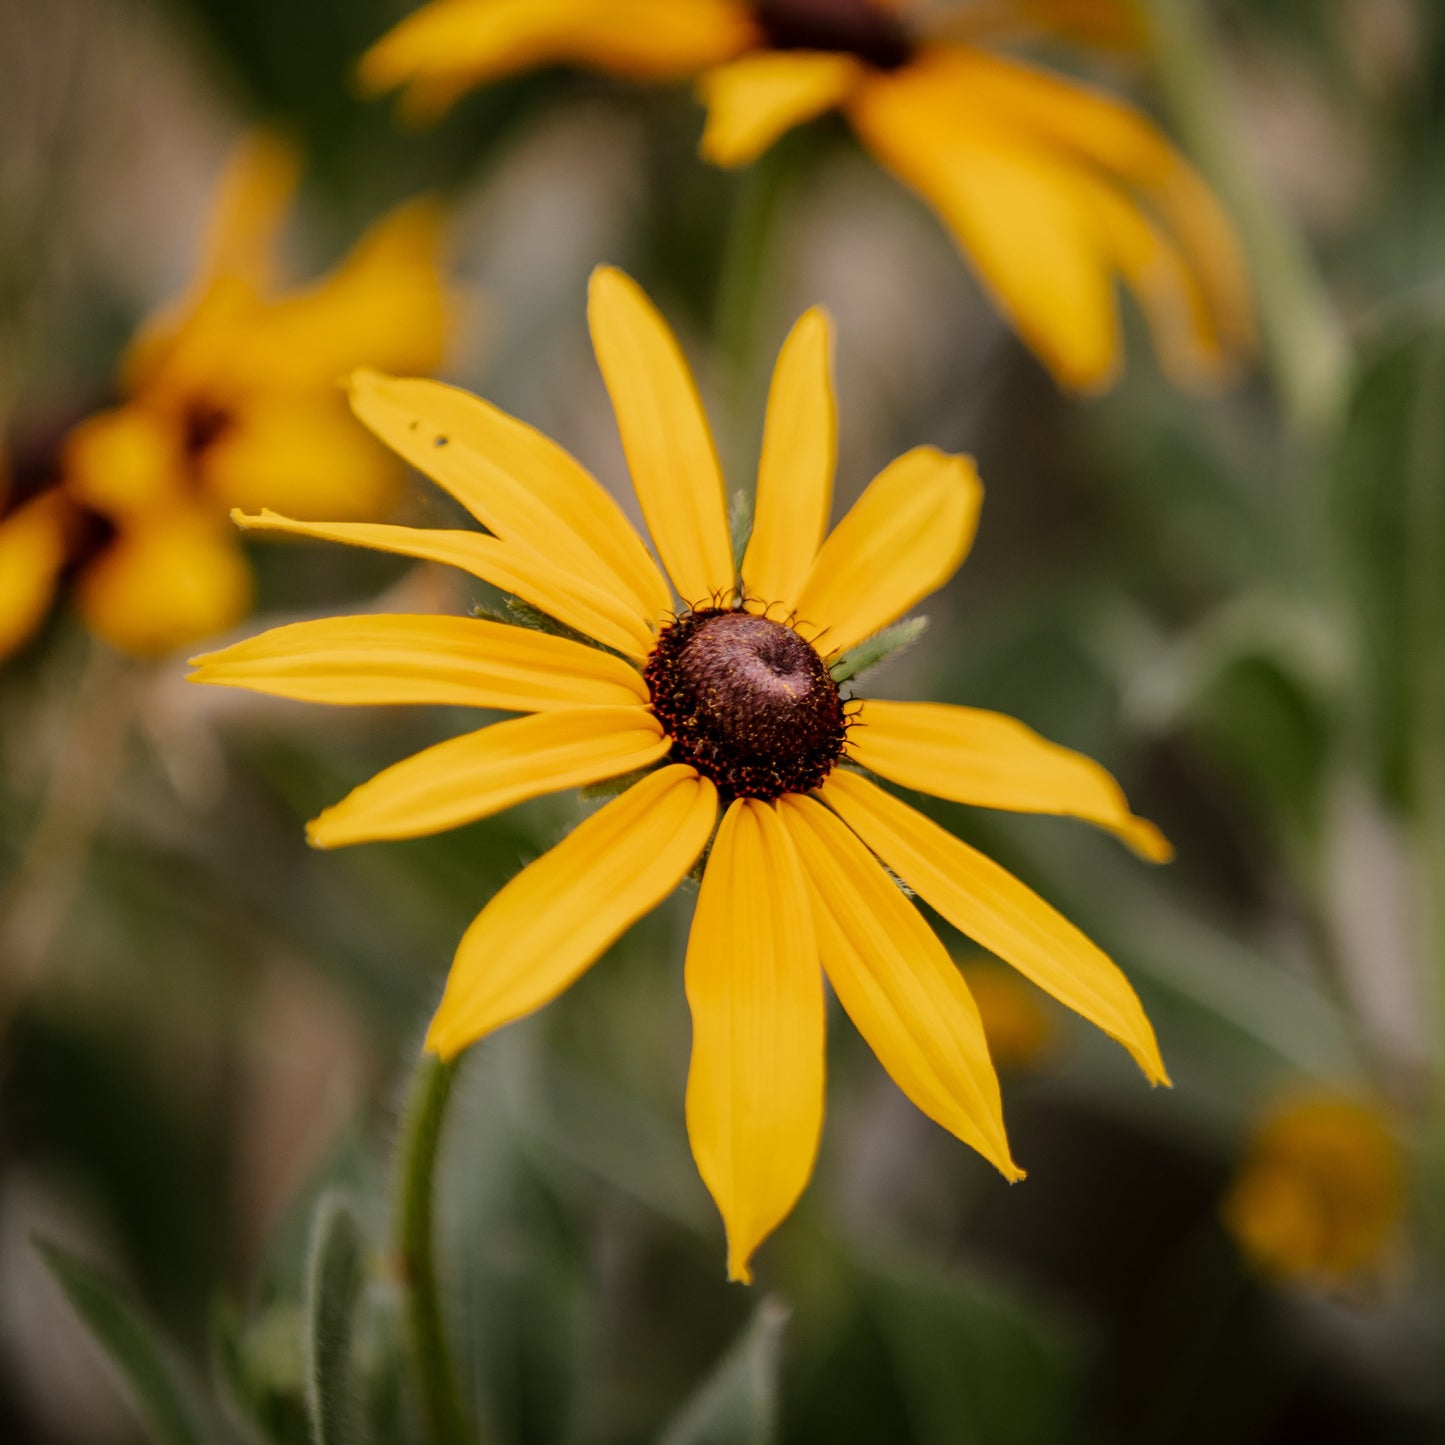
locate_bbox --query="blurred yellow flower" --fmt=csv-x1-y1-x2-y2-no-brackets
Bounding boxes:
0,133,451,662
963,959,1058,1070
1222,1093,1404,1286
193,268,1172,1281
359,0,1252,391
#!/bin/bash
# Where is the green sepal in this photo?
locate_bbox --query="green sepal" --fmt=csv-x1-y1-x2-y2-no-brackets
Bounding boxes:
730,489,754,574
829,617,929,685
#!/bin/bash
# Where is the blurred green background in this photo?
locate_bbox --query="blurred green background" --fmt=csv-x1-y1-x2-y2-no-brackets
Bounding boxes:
3,0,1445,1441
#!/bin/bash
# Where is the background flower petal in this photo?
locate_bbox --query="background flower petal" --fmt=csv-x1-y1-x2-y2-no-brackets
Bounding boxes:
699,51,863,168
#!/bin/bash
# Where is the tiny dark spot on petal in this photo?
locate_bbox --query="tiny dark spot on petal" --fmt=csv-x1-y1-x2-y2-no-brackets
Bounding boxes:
434,434,449,447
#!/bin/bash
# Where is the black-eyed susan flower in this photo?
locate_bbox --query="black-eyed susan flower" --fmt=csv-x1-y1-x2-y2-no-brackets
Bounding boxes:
359,0,1252,392
192,268,1170,1280
1222,1093,1404,1287
0,134,451,663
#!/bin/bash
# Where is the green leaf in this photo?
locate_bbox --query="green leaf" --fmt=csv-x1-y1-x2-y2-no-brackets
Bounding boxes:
729,489,754,574
864,1253,1083,1445
304,1192,369,1445
36,1238,214,1445
829,617,929,685
658,1297,789,1445
1332,319,1445,808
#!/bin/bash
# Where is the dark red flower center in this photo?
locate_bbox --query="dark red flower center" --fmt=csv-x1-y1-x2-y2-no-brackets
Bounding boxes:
753,0,913,71
646,608,848,802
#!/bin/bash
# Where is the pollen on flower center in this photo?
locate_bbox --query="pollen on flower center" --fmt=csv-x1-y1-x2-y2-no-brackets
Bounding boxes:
753,0,913,71
645,608,848,802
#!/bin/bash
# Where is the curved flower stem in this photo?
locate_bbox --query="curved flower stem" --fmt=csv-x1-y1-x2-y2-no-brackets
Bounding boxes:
394,1051,473,1445
1148,0,1351,439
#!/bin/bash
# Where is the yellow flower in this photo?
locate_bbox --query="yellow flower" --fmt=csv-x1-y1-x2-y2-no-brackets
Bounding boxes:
0,133,452,662
1222,1092,1404,1287
359,0,1252,392
191,268,1171,1280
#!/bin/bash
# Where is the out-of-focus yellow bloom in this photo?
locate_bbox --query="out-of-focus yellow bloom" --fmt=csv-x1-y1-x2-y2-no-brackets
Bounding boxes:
0,134,451,662
1222,1093,1404,1286
962,959,1057,1070
359,0,1251,392
193,268,1173,1281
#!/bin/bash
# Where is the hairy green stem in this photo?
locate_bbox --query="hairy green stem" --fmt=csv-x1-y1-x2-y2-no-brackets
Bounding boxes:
394,1053,472,1445
1148,0,1351,438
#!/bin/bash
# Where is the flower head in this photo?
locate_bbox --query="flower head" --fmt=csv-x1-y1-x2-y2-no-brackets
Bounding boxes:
192,268,1171,1281
1222,1093,1404,1287
0,134,452,662
359,0,1252,392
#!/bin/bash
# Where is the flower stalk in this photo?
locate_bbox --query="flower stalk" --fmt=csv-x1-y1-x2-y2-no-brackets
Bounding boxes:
394,1052,472,1445
1147,0,1350,438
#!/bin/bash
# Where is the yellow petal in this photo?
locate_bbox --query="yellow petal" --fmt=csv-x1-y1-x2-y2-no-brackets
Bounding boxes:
426,764,717,1056
308,706,666,847
778,795,1020,1179
849,58,1122,391
588,267,735,609
189,613,648,710
76,510,251,657
230,509,655,659
792,446,981,658
941,45,1253,362
849,699,1171,862
820,770,1168,1085
685,800,824,1283
360,0,756,119
698,51,863,168
348,369,669,624
62,406,184,519
740,306,836,610
202,398,398,522
0,496,68,662
199,131,302,292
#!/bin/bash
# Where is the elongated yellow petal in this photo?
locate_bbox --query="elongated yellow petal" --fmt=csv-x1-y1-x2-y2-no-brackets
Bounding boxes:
685,800,824,1283
199,131,300,293
850,59,1121,391
821,771,1168,1085
308,706,666,848
426,764,717,1056
348,369,669,624
360,0,756,120
189,613,648,711
230,509,654,659
0,496,68,663
779,795,1020,1179
849,699,1171,862
588,267,735,609
698,51,862,168
741,307,836,610
792,447,981,658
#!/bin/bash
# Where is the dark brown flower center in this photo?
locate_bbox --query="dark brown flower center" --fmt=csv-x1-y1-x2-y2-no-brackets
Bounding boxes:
754,0,913,71
645,608,847,802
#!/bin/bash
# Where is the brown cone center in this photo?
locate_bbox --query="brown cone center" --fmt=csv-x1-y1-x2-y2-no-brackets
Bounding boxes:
753,0,913,70
645,608,847,801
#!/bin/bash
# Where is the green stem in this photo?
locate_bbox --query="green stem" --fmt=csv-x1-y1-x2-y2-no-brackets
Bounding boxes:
394,1052,472,1445
1148,0,1351,439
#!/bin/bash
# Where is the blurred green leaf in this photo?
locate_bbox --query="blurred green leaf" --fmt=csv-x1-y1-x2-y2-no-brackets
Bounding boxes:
864,1253,1083,1445
304,1193,369,1445
1333,318,1445,809
658,1298,789,1445
36,1238,216,1445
